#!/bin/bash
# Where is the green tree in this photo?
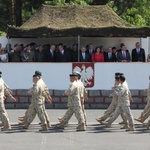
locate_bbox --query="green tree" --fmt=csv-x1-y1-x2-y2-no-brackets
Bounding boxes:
108,0,150,26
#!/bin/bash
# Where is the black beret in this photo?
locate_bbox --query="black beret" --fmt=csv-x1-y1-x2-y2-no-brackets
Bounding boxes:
35,70,42,76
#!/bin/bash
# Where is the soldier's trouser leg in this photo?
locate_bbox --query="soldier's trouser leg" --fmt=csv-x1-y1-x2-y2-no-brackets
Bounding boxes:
0,103,10,127
107,106,121,124
141,100,150,117
42,104,50,123
81,104,87,123
27,107,37,124
62,107,74,124
122,106,134,127
103,101,117,120
142,108,150,121
120,110,127,124
26,103,34,117
35,104,47,125
73,106,84,125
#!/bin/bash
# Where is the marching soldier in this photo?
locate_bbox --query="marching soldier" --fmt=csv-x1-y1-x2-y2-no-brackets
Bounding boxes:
58,71,88,125
56,72,86,131
74,71,88,125
101,75,135,131
134,76,150,124
0,72,16,131
96,72,131,126
18,71,52,128
21,74,51,131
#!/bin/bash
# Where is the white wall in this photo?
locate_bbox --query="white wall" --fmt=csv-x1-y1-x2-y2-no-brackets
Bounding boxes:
0,63,149,90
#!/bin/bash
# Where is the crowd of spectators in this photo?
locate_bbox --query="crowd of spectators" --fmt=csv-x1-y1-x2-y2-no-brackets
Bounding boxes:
0,42,149,63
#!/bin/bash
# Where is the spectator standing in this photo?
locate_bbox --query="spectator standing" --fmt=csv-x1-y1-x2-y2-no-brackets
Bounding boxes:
117,45,131,62
5,43,12,54
104,47,117,62
9,44,22,62
79,47,90,62
44,44,56,62
55,44,70,62
21,44,35,62
86,43,94,61
112,47,118,58
92,47,104,62
70,43,78,62
35,45,45,62
131,42,145,62
0,48,8,62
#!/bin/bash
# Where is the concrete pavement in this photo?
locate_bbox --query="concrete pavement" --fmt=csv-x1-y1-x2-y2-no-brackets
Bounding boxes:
0,109,150,150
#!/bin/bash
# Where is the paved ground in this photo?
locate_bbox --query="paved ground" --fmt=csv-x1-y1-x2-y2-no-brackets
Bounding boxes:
0,109,150,150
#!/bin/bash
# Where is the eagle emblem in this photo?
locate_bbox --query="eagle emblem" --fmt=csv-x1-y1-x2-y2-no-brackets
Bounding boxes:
73,63,94,88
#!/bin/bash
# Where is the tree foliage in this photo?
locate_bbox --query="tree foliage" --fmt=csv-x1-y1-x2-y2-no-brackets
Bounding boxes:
108,0,150,26
0,0,150,35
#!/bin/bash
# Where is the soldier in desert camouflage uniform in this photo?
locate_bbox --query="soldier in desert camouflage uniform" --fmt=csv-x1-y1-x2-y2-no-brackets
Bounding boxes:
101,75,135,131
58,71,88,125
96,73,132,127
0,72,16,131
134,76,150,125
22,74,51,131
18,71,52,128
56,72,86,131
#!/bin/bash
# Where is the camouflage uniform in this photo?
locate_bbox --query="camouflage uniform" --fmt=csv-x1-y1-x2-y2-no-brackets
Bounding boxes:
20,78,51,126
96,82,130,123
135,83,150,124
104,82,134,130
77,79,87,124
25,81,48,128
0,80,14,129
57,80,85,128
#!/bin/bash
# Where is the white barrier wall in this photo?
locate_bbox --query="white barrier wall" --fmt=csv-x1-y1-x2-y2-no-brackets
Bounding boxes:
0,63,149,90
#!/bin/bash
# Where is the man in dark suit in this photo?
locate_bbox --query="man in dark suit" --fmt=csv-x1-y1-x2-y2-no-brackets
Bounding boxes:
55,44,70,62
43,44,56,62
131,42,145,62
86,43,94,62
79,47,90,62
104,47,117,62
117,45,131,62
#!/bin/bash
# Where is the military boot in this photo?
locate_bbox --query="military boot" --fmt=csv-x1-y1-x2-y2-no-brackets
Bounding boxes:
76,123,86,131
22,122,30,129
47,121,51,128
120,124,129,129
18,116,25,121
1,124,11,131
126,125,135,131
18,118,27,125
39,124,48,131
101,121,111,127
96,117,105,124
134,116,145,123
56,121,66,129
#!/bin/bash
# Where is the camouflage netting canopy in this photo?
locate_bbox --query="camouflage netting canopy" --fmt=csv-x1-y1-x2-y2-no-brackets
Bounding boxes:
7,4,150,38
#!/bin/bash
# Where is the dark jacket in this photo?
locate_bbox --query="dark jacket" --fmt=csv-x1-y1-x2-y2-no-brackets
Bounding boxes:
55,50,70,62
43,49,56,62
104,52,117,62
79,52,91,62
131,48,145,62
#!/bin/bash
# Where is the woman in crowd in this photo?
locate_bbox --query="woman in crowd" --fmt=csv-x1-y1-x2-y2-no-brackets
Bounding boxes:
91,46,104,62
